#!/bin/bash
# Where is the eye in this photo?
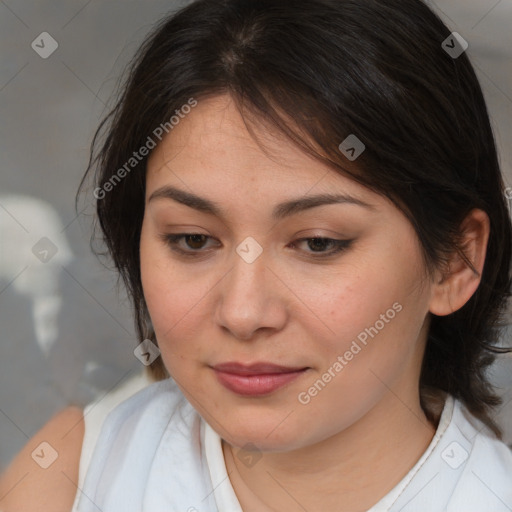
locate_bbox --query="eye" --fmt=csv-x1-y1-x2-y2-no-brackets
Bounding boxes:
289,237,352,257
160,233,217,255
159,233,352,259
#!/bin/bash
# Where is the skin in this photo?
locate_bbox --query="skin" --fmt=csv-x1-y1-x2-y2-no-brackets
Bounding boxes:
0,407,84,512
0,94,489,512
139,94,490,511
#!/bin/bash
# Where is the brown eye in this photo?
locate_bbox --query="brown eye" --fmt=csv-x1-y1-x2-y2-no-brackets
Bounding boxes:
291,237,353,257
183,234,208,250
306,238,333,252
159,233,352,259
159,233,219,257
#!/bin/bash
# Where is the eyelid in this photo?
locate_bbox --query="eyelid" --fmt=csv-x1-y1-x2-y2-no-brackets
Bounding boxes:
158,232,353,259
159,233,219,254
290,237,352,258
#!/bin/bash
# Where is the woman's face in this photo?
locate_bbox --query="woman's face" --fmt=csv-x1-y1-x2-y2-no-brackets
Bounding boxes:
140,94,435,452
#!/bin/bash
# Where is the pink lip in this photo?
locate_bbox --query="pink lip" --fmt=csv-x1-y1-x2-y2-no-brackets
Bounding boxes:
212,362,308,396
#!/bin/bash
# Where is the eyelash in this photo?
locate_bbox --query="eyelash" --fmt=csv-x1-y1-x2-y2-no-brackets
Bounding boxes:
159,233,352,259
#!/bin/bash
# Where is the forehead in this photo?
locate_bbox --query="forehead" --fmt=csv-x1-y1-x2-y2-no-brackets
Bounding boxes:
146,94,369,200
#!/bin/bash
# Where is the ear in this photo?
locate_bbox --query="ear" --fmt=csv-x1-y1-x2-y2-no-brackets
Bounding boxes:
429,209,490,316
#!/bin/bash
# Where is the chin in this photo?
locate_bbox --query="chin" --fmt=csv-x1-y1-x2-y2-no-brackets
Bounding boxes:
214,413,309,452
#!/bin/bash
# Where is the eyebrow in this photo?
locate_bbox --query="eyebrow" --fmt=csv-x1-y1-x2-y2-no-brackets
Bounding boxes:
148,185,375,220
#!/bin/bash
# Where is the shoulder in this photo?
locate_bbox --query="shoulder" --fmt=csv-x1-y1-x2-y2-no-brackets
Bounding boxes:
447,399,512,510
84,377,185,454
0,406,84,512
391,396,512,511
72,377,195,511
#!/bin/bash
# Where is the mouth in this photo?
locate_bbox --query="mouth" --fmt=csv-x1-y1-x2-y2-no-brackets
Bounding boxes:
211,361,309,396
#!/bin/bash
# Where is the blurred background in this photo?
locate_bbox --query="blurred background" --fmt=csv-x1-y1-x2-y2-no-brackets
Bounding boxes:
1,0,511,470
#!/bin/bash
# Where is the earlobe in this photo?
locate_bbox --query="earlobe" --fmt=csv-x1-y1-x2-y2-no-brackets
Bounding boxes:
429,209,490,316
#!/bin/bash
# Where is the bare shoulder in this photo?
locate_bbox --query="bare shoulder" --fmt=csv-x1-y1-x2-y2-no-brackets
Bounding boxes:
0,406,84,512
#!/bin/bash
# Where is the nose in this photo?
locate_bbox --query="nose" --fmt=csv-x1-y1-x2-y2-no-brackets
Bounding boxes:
215,244,287,341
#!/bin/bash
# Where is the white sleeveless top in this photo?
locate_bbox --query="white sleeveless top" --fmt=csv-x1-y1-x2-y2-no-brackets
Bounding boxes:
71,375,512,512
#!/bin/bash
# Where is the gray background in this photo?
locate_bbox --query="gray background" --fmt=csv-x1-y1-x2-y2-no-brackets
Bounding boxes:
1,0,511,470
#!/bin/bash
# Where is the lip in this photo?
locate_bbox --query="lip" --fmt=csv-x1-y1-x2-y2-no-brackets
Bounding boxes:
212,361,309,396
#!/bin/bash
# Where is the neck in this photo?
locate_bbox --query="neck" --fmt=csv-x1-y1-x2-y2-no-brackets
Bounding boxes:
223,390,439,512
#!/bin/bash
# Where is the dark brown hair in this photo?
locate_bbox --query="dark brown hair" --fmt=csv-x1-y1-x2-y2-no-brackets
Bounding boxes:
77,0,512,436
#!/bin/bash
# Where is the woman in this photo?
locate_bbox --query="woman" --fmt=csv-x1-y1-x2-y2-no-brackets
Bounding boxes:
2,0,511,510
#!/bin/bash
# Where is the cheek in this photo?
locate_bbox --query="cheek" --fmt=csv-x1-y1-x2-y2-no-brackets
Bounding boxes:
140,231,189,349
308,266,402,352
139,231,221,376
306,237,429,374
